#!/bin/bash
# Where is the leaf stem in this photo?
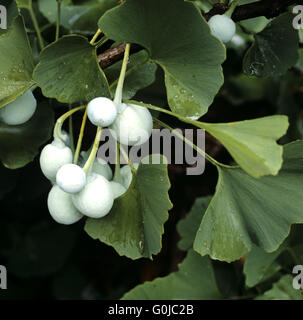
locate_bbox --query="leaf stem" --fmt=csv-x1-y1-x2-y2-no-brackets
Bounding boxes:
125,100,237,169
120,144,136,173
114,43,131,107
90,29,102,45
113,141,121,181
225,1,238,18
83,126,103,173
56,0,62,41
125,99,196,126
68,104,75,153
74,108,88,164
53,106,85,142
28,6,44,50
153,117,223,168
72,28,104,167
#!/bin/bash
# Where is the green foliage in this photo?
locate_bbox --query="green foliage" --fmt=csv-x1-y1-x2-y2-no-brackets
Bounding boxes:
237,0,269,33
85,156,172,260
244,245,284,287
0,16,35,108
256,275,303,300
244,13,299,77
99,0,225,119
33,35,110,103
122,250,222,300
194,141,303,262
38,0,118,34
105,51,157,100
200,116,289,178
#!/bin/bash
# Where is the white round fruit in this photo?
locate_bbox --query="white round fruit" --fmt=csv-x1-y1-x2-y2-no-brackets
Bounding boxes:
110,103,153,146
0,90,37,125
110,181,126,199
40,139,73,182
56,163,86,194
72,173,114,218
47,185,83,225
87,97,118,127
208,14,236,43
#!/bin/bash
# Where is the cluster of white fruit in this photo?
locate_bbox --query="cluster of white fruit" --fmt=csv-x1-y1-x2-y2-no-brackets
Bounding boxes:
88,97,153,146
0,90,37,126
40,97,152,225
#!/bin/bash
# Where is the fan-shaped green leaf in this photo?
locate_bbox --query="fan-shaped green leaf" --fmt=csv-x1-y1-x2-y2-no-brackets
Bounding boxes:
244,244,284,287
85,155,172,260
0,16,35,108
99,0,225,119
106,50,157,100
38,0,118,34
33,35,110,104
194,141,303,262
200,115,289,178
122,250,222,300
256,275,303,300
243,13,299,77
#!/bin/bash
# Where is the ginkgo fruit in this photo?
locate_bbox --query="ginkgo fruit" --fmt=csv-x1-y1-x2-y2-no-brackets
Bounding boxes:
110,103,153,146
47,185,83,225
40,139,73,182
208,14,236,43
0,90,37,125
72,173,114,218
87,97,118,127
56,163,87,194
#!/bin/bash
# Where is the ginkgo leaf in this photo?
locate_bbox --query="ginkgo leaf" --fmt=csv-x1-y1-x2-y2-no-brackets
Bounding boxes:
122,250,222,300
0,16,35,108
243,13,299,77
85,155,172,260
194,141,303,262
99,0,225,119
255,275,303,300
199,115,289,178
243,244,285,287
38,0,118,34
33,35,110,104
105,50,157,100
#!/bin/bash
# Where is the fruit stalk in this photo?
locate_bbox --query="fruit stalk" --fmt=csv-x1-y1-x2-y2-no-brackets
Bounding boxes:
83,126,103,173
113,43,131,108
53,105,85,142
